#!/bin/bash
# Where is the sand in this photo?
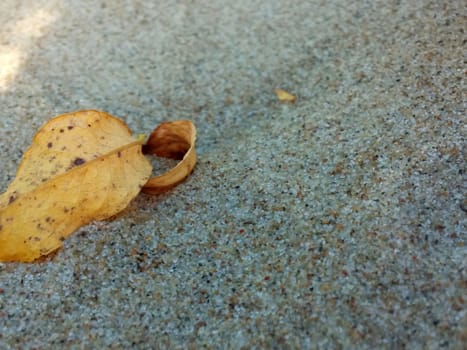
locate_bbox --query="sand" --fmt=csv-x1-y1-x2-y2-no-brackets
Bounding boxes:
0,0,465,348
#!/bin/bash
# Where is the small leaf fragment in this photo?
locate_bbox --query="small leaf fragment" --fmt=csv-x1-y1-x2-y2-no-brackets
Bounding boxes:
275,89,296,103
142,120,197,194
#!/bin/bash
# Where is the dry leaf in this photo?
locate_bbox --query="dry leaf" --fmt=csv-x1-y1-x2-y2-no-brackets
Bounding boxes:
275,89,296,103
0,110,197,262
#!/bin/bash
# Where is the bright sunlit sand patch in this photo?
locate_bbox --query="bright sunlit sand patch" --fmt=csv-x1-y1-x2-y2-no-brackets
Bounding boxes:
0,49,21,90
0,8,57,91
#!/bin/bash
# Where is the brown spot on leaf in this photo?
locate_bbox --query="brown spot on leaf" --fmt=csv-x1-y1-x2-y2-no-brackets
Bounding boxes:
73,157,86,166
47,142,53,148
8,195,16,204
67,125,74,130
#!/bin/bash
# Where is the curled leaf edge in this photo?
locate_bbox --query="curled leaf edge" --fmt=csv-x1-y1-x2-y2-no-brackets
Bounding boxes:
142,120,197,195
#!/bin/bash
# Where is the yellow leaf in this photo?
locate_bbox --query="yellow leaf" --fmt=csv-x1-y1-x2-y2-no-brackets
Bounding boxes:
0,110,198,263
275,89,296,103
142,120,197,194
0,110,152,262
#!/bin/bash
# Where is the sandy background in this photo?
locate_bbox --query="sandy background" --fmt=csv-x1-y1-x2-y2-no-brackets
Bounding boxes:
0,0,465,348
